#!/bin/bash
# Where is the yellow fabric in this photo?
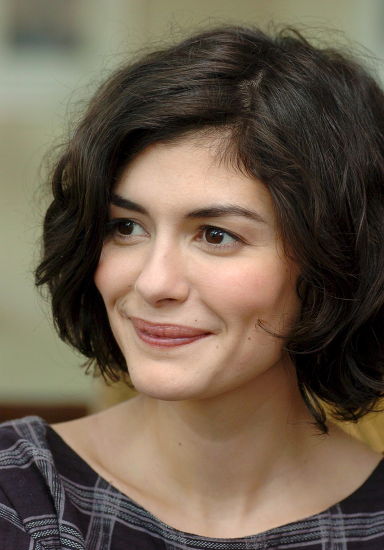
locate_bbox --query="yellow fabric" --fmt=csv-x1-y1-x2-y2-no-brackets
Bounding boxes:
336,412,384,453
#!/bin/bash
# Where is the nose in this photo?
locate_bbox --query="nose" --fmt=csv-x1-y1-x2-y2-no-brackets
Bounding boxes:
134,239,190,306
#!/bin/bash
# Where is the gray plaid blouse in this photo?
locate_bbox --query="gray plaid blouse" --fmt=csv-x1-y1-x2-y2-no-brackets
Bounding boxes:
0,416,383,549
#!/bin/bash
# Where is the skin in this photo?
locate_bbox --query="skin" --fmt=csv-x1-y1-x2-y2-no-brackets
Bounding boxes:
95,137,300,402
53,136,381,538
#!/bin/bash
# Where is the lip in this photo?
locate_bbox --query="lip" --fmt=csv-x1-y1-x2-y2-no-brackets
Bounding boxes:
130,317,212,348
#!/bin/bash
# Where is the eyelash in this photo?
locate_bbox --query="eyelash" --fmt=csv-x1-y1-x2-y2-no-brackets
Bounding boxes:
196,225,243,249
106,218,145,235
105,219,245,250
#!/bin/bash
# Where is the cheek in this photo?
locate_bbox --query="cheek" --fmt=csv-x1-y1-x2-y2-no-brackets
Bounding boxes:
94,249,133,305
197,259,299,325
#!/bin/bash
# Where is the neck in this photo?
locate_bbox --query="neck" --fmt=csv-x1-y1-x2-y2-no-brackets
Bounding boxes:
124,362,318,502
81,363,380,537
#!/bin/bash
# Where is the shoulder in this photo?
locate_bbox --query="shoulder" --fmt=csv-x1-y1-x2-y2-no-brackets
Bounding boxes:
0,416,53,502
309,459,384,549
0,416,86,549
338,457,384,514
0,417,52,547
0,416,52,480
0,415,49,449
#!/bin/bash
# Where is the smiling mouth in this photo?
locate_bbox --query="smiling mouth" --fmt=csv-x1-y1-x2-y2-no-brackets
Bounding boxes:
130,317,212,348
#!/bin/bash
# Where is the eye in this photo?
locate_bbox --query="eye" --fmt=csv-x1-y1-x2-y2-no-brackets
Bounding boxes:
106,218,147,241
198,225,243,248
114,220,140,236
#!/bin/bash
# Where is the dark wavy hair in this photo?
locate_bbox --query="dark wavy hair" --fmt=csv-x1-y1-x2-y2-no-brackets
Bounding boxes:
35,26,384,431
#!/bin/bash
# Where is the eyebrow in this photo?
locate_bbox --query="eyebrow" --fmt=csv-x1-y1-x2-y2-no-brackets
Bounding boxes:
111,193,147,213
111,193,267,224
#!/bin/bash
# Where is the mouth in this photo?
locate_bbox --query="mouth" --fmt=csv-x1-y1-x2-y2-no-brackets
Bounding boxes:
130,317,212,348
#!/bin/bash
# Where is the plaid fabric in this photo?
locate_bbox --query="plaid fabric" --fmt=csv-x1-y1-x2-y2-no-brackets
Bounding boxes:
0,417,383,549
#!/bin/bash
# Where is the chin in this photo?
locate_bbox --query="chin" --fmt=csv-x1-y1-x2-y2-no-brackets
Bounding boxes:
132,383,198,402
128,367,214,403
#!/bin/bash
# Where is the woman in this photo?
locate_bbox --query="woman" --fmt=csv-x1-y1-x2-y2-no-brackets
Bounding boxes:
1,26,383,549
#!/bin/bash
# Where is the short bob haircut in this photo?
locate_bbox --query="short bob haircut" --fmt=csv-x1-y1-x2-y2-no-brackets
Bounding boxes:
35,26,384,431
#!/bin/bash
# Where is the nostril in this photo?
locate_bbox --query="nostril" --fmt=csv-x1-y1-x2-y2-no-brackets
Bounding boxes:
134,261,190,305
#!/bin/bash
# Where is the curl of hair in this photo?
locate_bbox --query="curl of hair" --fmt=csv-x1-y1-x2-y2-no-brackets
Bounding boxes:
35,26,384,431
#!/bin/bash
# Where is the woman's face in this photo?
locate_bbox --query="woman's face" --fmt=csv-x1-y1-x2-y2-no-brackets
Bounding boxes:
95,137,300,401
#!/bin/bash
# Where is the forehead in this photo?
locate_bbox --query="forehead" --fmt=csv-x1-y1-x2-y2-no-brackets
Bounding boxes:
115,136,276,222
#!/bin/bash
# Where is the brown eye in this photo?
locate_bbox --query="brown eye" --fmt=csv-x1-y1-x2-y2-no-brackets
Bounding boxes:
116,220,135,235
204,227,226,244
106,219,147,241
198,225,241,249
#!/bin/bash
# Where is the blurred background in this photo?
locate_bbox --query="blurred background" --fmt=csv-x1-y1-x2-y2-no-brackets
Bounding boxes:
0,0,383,424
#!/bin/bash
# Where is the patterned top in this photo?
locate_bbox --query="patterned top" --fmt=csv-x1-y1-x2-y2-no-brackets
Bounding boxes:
0,417,383,549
